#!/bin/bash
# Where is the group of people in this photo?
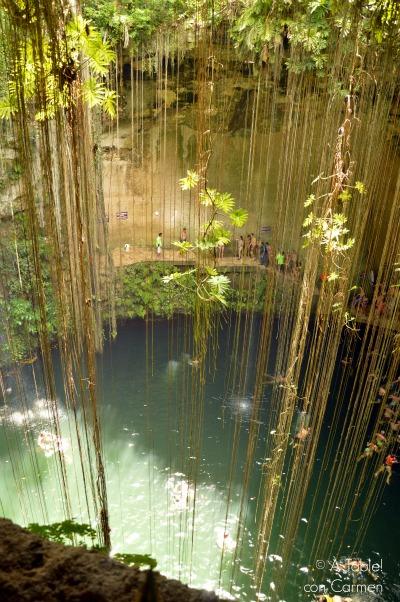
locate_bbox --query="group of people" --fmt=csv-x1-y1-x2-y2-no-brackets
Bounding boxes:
152,229,304,276
237,234,261,260
274,248,301,275
358,375,400,484
351,284,390,316
237,236,301,273
351,269,397,318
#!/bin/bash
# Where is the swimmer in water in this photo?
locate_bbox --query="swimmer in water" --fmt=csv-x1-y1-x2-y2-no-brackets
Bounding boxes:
215,528,236,552
37,431,69,457
264,374,288,385
374,454,398,485
358,431,386,461
357,441,378,460
291,426,311,448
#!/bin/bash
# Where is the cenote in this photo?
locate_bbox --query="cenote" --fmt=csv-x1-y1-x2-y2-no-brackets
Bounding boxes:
1,2,400,601
1,317,399,601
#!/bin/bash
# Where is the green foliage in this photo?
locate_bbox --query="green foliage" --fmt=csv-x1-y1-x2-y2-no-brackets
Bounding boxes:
0,216,57,364
179,170,199,191
27,520,97,546
304,194,316,208
213,191,235,213
229,208,249,228
67,16,115,76
172,240,194,254
232,0,330,71
27,520,157,569
232,0,400,73
327,271,339,282
83,0,194,48
355,181,366,194
229,274,267,312
302,210,354,253
0,16,116,121
114,262,195,319
164,170,249,306
207,273,231,306
114,553,157,570
338,189,352,202
0,96,14,119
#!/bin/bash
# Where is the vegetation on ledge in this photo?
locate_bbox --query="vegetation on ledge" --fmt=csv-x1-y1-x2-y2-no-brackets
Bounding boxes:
0,214,270,365
114,261,196,320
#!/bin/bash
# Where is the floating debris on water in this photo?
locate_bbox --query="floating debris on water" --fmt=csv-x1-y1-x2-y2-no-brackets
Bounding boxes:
215,527,237,552
268,554,283,563
240,566,252,574
37,430,69,457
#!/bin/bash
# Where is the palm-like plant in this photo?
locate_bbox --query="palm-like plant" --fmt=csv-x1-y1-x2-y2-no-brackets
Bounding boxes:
0,15,116,120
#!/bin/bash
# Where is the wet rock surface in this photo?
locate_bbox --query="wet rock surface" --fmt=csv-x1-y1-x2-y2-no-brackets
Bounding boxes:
0,519,222,601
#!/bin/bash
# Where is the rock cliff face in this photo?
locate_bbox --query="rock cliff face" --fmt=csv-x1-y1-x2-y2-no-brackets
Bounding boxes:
0,519,222,602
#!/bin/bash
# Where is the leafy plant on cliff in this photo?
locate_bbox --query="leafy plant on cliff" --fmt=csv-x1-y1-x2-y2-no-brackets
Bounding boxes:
0,216,57,364
163,170,248,306
231,0,400,73
114,262,195,319
83,0,193,48
0,15,116,120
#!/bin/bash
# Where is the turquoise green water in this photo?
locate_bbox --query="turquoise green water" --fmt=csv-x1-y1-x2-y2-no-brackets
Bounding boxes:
0,317,398,601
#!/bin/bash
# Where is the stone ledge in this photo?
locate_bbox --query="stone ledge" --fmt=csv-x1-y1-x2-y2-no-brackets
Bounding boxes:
0,519,223,601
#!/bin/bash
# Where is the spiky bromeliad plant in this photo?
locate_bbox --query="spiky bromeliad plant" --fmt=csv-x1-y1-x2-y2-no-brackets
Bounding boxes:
162,170,248,307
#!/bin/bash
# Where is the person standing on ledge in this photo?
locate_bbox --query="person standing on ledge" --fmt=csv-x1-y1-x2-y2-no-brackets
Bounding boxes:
238,235,244,259
265,242,271,267
156,232,163,256
276,250,285,272
250,233,257,258
180,227,187,243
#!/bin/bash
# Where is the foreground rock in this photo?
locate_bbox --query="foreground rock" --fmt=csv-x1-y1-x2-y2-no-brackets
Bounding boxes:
0,518,223,601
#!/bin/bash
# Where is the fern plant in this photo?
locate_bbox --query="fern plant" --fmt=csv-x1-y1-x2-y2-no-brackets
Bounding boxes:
163,170,248,306
0,15,116,121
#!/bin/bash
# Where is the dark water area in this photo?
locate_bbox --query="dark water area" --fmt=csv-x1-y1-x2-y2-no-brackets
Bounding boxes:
0,317,399,601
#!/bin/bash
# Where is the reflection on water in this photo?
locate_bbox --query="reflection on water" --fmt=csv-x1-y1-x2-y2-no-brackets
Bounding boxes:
105,440,248,597
224,394,255,421
0,388,253,598
0,318,399,601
